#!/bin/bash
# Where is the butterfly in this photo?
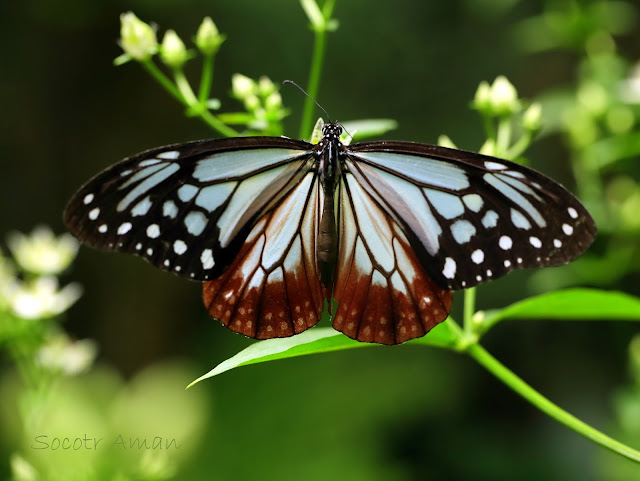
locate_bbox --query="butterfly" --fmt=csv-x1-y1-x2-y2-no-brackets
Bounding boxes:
64,120,596,345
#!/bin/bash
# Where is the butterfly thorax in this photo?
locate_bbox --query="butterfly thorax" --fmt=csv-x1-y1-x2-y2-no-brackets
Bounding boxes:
316,123,343,290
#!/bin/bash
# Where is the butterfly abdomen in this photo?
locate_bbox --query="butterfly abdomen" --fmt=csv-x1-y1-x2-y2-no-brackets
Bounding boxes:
317,189,338,288
316,136,341,290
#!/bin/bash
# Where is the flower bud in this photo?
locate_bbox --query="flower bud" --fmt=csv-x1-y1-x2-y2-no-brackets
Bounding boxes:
472,81,492,112
196,17,225,55
232,73,256,99
489,76,520,116
522,102,542,131
160,30,188,69
119,12,157,61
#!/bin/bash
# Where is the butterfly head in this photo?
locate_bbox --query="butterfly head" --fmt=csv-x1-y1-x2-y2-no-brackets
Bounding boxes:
322,122,343,142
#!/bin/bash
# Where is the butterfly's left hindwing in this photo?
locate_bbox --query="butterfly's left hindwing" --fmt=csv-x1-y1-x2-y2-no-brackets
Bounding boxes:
203,170,325,338
64,137,313,280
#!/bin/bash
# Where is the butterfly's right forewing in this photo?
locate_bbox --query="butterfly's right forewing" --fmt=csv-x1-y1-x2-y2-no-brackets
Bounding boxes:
64,137,313,281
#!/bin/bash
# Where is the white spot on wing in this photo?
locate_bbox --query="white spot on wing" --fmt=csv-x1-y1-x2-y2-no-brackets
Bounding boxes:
568,207,579,219
173,240,187,255
462,193,483,213
98,224,107,233
554,239,562,248
510,208,532,230
484,161,507,170
529,236,542,248
195,182,235,212
146,224,160,238
131,196,153,216
88,207,100,220
562,223,574,235
177,184,199,202
499,235,513,250
471,249,484,264
390,271,408,295
157,150,180,160
482,210,499,228
450,219,476,244
163,200,178,218
185,211,208,236
138,159,161,167
371,270,386,287
424,189,465,219
443,257,456,279
83,193,94,204
117,222,132,234
201,248,215,269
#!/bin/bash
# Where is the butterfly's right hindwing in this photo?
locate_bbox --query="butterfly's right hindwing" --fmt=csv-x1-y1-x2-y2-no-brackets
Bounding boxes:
63,137,313,280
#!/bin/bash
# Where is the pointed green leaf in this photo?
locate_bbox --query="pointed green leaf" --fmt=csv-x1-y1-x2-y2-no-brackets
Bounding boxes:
482,288,640,332
189,319,459,385
340,118,398,141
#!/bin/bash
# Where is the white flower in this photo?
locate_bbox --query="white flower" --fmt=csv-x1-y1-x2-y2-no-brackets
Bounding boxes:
7,226,79,276
36,335,97,375
8,277,82,320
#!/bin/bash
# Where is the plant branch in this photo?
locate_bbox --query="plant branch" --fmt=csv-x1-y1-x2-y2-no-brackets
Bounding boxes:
466,342,640,463
299,0,337,139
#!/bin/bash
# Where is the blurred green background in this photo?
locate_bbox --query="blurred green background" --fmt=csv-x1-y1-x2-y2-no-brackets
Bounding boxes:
2,0,640,479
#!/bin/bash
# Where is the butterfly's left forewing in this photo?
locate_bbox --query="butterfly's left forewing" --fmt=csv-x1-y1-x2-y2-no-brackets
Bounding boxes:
346,142,596,291
64,137,314,281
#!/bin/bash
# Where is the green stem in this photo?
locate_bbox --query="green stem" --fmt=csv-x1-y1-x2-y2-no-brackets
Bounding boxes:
198,53,215,105
299,30,327,139
496,116,512,157
142,60,185,103
466,342,640,463
463,287,477,337
174,70,199,105
482,113,496,141
506,131,532,161
200,110,239,137
142,60,238,137
299,0,336,139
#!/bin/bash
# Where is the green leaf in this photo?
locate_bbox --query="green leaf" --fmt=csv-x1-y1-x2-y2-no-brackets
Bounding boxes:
340,118,398,141
482,288,640,332
188,319,459,386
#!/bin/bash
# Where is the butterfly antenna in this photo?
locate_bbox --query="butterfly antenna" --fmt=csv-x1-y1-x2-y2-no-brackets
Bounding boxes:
282,80,332,122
